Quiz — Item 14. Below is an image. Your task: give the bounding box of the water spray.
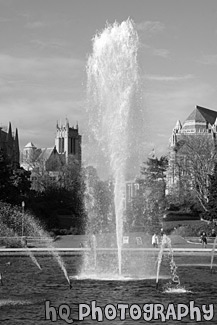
[211,236,217,273]
[156,235,180,290]
[86,18,140,276]
[21,237,42,270]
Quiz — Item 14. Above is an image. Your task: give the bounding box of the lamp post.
[21,201,25,237]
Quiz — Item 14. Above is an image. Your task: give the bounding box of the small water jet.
[156,235,181,290]
[24,216,70,284]
[0,203,70,284]
[91,234,97,270]
[0,217,41,270]
[211,236,217,273]
[20,236,42,270]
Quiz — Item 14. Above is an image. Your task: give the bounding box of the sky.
[1,0,217,166]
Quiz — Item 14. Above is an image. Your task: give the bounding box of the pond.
[0,254,216,324]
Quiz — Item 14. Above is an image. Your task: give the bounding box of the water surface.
[0,255,216,324]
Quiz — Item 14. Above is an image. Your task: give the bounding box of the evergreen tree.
[0,150,12,201]
[84,166,115,234]
[126,156,168,233]
[0,150,31,204]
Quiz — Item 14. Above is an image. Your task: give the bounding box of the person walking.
[200,231,207,248]
[152,233,159,248]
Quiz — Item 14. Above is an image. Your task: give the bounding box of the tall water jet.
[86,19,140,275]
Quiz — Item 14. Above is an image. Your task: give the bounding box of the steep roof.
[184,105,217,125]
[36,147,54,162]
[24,142,36,148]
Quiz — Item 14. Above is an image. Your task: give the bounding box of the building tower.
[55,119,82,164]
[13,128,20,166]
[0,122,20,166]
[22,142,37,163]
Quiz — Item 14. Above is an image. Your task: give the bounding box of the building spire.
[173,120,182,132]
[6,122,13,151]
[7,122,12,139]
[14,128,20,165]
[66,117,69,129]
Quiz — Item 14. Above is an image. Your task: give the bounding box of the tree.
[0,150,31,204]
[202,163,217,221]
[84,166,115,234]
[28,157,86,233]
[10,167,31,201]
[142,156,168,232]
[0,150,11,201]
[126,156,168,234]
[168,134,217,211]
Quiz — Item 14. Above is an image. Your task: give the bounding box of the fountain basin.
[0,255,217,324]
[0,247,216,255]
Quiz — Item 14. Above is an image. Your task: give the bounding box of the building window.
[70,137,73,154]
[74,138,76,154]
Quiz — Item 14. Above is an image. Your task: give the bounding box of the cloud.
[152,48,170,58]
[145,83,215,132]
[136,21,169,59]
[0,53,86,148]
[25,21,48,29]
[144,74,194,82]
[23,13,71,30]
[136,21,165,34]
[31,39,71,51]
[143,81,216,154]
[0,17,11,23]
[1,97,86,148]
[0,54,85,85]
[198,54,217,65]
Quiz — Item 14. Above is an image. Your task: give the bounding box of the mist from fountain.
[21,212,70,284]
[86,18,140,276]
[0,218,41,270]
[156,235,182,292]
[21,237,42,270]
[0,205,69,283]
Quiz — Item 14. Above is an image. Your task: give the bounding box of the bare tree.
[168,133,217,211]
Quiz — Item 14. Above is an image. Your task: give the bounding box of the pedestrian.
[152,233,159,248]
[200,231,207,248]
[211,229,216,237]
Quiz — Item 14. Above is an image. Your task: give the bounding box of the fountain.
[1,18,217,324]
[80,19,182,285]
[84,18,140,277]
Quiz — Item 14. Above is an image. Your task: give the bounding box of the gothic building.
[55,119,81,164]
[21,119,82,190]
[167,105,217,194]
[0,122,20,166]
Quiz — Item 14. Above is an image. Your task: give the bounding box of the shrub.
[3,237,23,248]
[172,222,215,237]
